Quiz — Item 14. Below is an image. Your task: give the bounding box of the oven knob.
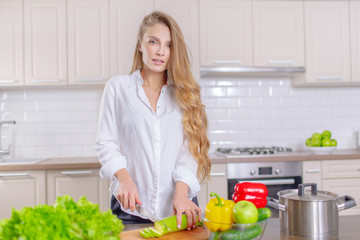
[275,169,281,175]
[250,169,256,175]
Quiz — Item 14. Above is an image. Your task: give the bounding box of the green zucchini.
[219,224,262,240]
[257,208,271,222]
[154,214,203,235]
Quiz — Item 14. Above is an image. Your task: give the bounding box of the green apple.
[232,200,258,224]
[311,138,321,147]
[322,130,331,139]
[305,138,312,147]
[322,138,332,147]
[312,133,322,140]
[331,139,337,146]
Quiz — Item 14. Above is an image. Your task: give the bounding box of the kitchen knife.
[135,204,159,222]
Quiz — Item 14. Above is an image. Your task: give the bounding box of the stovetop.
[215,146,293,158]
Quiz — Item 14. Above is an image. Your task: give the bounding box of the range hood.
[200,66,305,78]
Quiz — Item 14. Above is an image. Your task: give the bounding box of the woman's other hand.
[172,181,201,230]
[115,168,142,212]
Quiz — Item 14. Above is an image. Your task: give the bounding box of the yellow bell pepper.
[205,192,235,232]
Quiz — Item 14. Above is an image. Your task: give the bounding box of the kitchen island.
[122,215,360,239]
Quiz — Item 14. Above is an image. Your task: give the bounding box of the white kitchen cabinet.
[68,0,109,85]
[47,169,110,211]
[24,0,67,86]
[0,0,24,86]
[293,1,351,85]
[253,0,305,67]
[110,0,153,77]
[199,0,253,66]
[155,0,200,81]
[350,0,360,82]
[302,160,322,189]
[321,160,360,216]
[197,163,228,211]
[0,170,46,219]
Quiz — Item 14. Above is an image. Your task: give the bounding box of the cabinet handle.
[213,60,241,64]
[0,80,16,84]
[210,172,226,177]
[61,170,93,175]
[0,173,28,177]
[267,60,294,65]
[317,77,342,81]
[75,79,105,82]
[306,169,321,173]
[31,79,61,83]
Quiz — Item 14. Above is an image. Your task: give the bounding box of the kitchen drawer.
[322,160,360,179]
[302,160,322,189]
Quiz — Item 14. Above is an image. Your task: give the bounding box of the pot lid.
[278,183,339,202]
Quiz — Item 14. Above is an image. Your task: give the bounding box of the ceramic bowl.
[307,146,337,155]
[202,213,268,240]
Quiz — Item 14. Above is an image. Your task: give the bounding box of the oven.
[227,161,302,218]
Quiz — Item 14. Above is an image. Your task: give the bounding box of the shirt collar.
[128,69,172,88]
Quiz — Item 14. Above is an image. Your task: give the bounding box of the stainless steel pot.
[267,183,357,239]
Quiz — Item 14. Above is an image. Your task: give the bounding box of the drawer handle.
[0,173,28,177]
[267,60,294,65]
[210,172,225,177]
[213,60,241,64]
[317,77,342,81]
[306,169,321,173]
[61,170,93,175]
[31,79,62,83]
[75,79,105,82]
[0,80,16,84]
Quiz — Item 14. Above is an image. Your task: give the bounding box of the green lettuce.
[0,195,124,240]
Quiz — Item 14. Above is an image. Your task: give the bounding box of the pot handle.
[298,183,317,196]
[337,195,357,211]
[266,197,286,212]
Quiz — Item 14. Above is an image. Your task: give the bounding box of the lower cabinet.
[47,169,110,211]
[0,168,110,219]
[197,163,227,211]
[0,170,46,219]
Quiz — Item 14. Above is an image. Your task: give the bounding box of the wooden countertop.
[1,149,359,171]
[122,215,360,240]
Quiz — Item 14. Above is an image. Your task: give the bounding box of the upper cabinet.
[253,0,305,67]
[0,0,23,86]
[200,0,253,66]
[293,0,352,86]
[24,0,67,86]
[350,0,360,83]
[68,0,109,85]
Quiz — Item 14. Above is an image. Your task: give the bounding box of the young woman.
[94,11,211,230]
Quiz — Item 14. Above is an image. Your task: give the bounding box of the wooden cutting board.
[121,226,208,240]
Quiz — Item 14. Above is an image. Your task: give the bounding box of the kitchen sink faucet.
[0,120,16,160]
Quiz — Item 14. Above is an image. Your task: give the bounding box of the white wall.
[1,76,360,159]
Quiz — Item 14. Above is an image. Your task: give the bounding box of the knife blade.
[135,204,159,222]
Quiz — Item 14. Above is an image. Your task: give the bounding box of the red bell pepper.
[232,182,268,208]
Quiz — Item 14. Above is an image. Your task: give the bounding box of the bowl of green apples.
[305,130,337,154]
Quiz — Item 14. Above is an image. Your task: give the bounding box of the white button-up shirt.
[94,70,200,220]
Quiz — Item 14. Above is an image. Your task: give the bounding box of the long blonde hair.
[131,11,211,183]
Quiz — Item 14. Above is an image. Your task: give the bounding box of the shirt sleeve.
[173,140,200,199]
[94,78,127,180]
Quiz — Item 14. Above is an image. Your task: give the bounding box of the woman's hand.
[115,168,142,212]
[172,181,201,231]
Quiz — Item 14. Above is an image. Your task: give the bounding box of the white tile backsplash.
[1,77,360,159]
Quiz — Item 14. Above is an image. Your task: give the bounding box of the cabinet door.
[322,160,360,179]
[0,0,23,86]
[350,0,360,82]
[47,169,110,211]
[68,0,109,85]
[24,0,67,86]
[208,164,227,200]
[0,170,46,219]
[302,161,322,189]
[322,178,360,216]
[253,0,304,67]
[200,0,252,66]
[304,1,350,84]
[110,0,153,76]
[155,0,200,81]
